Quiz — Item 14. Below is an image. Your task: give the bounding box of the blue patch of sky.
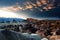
[0,0,17,7]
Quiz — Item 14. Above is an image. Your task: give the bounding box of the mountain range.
[0,18,24,22]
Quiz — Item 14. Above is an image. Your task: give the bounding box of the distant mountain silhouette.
[0,18,24,22]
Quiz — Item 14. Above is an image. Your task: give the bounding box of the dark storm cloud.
[54,0,60,7]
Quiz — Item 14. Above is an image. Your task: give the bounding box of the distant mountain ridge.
[0,18,24,22]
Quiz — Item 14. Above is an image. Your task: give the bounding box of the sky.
[0,0,60,19]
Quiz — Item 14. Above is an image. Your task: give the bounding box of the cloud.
[41,0,47,4]
[36,0,42,6]
[0,0,56,12]
[0,6,23,12]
